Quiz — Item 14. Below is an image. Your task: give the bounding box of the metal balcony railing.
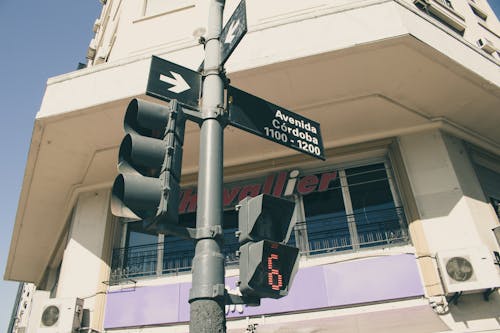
[305,206,409,255]
[110,206,409,282]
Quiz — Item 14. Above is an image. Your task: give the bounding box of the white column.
[56,189,111,311]
[398,129,498,252]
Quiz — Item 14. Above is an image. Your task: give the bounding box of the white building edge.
[5,0,500,332]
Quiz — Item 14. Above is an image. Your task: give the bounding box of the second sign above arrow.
[220,0,247,66]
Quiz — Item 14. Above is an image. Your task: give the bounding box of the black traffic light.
[237,194,300,299]
[111,98,185,232]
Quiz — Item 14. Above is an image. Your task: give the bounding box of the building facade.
[5,0,500,332]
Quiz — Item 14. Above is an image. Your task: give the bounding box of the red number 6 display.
[267,252,283,291]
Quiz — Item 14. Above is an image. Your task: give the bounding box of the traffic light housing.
[111,98,185,232]
[237,194,300,299]
[237,194,296,244]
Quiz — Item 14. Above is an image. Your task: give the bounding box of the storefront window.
[110,160,409,281]
[346,163,402,248]
[127,221,158,247]
[163,235,193,274]
[303,175,350,254]
[110,221,159,280]
[302,162,408,255]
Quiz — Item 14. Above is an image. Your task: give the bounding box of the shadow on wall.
[408,132,494,221]
[448,292,500,328]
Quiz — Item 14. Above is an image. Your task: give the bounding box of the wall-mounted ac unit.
[86,39,97,60]
[477,38,497,54]
[93,19,101,33]
[28,297,84,333]
[436,247,500,295]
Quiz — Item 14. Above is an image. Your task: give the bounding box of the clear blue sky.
[0,1,101,330]
[0,0,499,331]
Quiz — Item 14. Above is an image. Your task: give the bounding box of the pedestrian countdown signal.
[237,194,300,299]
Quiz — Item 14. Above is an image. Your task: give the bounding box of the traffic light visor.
[118,133,165,177]
[124,98,171,136]
[111,173,162,220]
[238,194,295,243]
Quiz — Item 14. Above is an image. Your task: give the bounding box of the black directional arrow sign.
[220,0,247,66]
[146,56,202,109]
[228,86,325,160]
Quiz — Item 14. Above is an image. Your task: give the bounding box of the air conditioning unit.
[28,297,84,333]
[86,39,97,60]
[414,0,429,7]
[436,247,500,295]
[93,19,101,33]
[477,38,497,54]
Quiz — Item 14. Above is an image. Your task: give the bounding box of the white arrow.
[224,20,240,44]
[159,71,190,94]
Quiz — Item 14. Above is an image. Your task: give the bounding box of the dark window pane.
[164,212,196,274]
[121,221,158,279]
[179,212,196,228]
[126,221,158,248]
[345,163,399,248]
[163,235,193,274]
[303,175,343,217]
[345,163,394,212]
[287,228,297,248]
[303,174,350,254]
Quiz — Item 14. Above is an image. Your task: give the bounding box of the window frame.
[297,158,409,256]
[111,156,411,281]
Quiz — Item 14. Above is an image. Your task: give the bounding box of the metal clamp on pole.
[202,65,221,76]
[203,33,222,44]
[194,225,223,240]
[201,105,226,120]
[189,284,227,302]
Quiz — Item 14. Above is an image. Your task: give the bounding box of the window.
[110,161,410,281]
[163,235,193,274]
[110,221,159,280]
[474,164,500,208]
[110,210,240,282]
[302,162,408,255]
[303,173,350,254]
[127,221,158,247]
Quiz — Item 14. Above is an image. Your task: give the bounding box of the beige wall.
[56,189,112,330]
[399,129,499,252]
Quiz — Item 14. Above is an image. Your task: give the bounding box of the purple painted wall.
[104,254,423,329]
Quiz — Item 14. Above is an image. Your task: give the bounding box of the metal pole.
[189,0,226,332]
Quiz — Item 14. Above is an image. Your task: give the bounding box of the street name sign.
[228,86,325,160]
[220,0,247,66]
[147,56,202,109]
